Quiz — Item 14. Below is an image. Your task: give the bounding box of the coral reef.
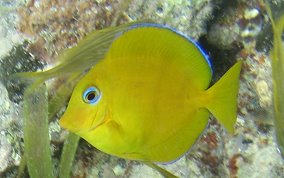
[17,0,123,62]
[0,0,22,57]
[17,0,216,63]
[0,81,22,176]
[0,0,284,177]
[206,0,273,117]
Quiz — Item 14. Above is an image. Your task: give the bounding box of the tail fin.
[205,61,242,133]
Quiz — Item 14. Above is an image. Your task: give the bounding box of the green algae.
[59,133,80,178]
[17,73,81,178]
[47,74,81,122]
[265,1,284,158]
[23,84,53,178]
[18,75,81,178]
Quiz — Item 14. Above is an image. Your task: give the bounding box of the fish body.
[59,23,242,163]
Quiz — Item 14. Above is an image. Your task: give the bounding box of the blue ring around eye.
[82,86,101,104]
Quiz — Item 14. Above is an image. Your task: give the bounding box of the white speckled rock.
[0,136,12,172]
[0,82,10,116]
[0,81,22,174]
[0,2,22,58]
[237,144,284,178]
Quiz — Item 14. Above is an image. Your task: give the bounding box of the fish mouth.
[61,106,110,135]
[59,113,106,135]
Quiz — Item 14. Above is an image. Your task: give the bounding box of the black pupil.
[87,92,96,101]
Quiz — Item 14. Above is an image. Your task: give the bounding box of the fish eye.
[82,87,101,104]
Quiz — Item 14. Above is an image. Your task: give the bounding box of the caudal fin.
[205,61,242,133]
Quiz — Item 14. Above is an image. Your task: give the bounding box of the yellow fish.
[59,23,242,163]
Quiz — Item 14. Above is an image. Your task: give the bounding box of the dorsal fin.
[106,23,212,90]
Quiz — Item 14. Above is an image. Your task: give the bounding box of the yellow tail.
[205,61,242,133]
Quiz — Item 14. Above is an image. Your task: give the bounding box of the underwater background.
[0,0,284,177]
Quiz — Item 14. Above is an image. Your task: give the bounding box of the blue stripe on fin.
[126,22,213,74]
